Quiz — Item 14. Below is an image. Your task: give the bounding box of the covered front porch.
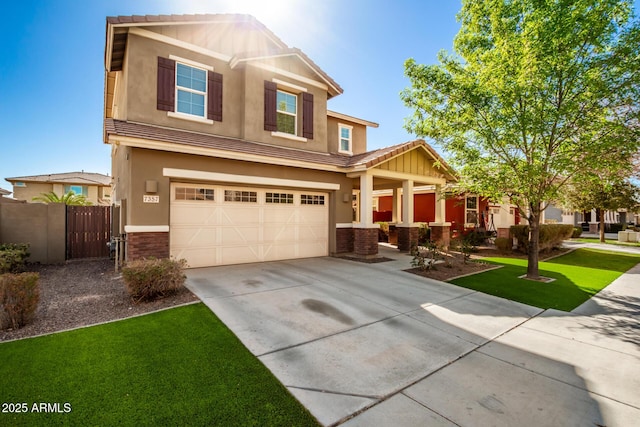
[344,140,456,257]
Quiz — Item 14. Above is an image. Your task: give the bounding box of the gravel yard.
[1,258,199,342]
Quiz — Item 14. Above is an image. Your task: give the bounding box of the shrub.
[376,222,389,242]
[462,229,488,247]
[122,258,187,303]
[606,223,625,233]
[571,227,583,238]
[510,224,574,253]
[417,223,430,245]
[0,272,40,330]
[494,237,512,252]
[0,243,30,274]
[410,241,441,271]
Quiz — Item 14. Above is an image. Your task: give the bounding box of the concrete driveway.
[185,245,640,426]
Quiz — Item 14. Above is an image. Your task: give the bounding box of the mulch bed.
[1,258,199,342]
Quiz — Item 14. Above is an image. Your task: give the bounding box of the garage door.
[170,183,329,268]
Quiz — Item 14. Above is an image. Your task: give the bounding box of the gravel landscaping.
[0,258,199,342]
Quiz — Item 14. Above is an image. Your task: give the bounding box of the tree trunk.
[599,208,606,243]
[526,204,540,279]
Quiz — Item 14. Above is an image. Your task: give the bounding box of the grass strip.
[449,248,640,311]
[0,303,319,426]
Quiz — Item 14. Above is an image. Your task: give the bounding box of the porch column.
[392,187,400,223]
[429,183,451,249]
[397,180,418,251]
[354,172,379,257]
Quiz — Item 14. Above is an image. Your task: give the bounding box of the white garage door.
[170,183,329,268]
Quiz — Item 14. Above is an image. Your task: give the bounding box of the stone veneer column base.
[429,224,451,249]
[397,227,419,252]
[354,228,379,256]
[336,228,355,253]
[126,232,170,261]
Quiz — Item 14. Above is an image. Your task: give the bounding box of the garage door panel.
[178,248,219,268]
[221,246,261,264]
[170,184,328,267]
[171,205,219,225]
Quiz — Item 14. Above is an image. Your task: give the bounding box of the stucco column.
[401,179,414,226]
[397,180,417,251]
[434,184,446,223]
[354,172,379,257]
[392,187,400,223]
[429,183,451,249]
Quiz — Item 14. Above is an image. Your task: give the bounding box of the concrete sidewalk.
[186,243,640,426]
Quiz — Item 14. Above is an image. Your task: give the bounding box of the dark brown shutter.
[157,57,175,112]
[208,72,223,122]
[302,92,314,139]
[264,81,277,131]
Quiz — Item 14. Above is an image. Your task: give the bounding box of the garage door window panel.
[266,192,294,204]
[175,187,214,201]
[301,194,325,205]
[225,190,257,202]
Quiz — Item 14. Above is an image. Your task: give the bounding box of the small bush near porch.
[449,248,640,311]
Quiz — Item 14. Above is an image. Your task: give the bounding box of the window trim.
[271,131,307,142]
[276,89,298,135]
[465,195,479,226]
[338,123,353,154]
[167,56,214,122]
[175,62,208,119]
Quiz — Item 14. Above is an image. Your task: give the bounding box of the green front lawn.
[0,303,319,426]
[450,248,640,311]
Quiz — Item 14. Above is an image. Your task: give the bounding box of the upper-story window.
[338,124,353,154]
[65,185,88,196]
[264,80,313,142]
[276,90,297,135]
[157,56,223,124]
[176,63,207,118]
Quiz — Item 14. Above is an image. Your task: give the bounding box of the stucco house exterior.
[104,14,457,268]
[5,172,112,205]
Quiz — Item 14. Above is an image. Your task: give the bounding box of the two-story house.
[5,171,112,205]
[104,14,456,268]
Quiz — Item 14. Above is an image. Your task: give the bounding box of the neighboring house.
[0,187,24,204]
[103,14,457,268]
[373,188,520,238]
[543,203,633,231]
[5,172,112,205]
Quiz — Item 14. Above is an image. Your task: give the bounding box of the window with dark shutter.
[157,57,175,112]
[264,81,277,131]
[208,72,223,122]
[302,92,314,139]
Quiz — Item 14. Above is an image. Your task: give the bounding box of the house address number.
[143,195,160,203]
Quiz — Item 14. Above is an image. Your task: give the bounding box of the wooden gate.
[66,206,111,259]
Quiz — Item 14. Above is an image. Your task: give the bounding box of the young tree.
[565,177,639,242]
[32,191,92,206]
[402,0,640,279]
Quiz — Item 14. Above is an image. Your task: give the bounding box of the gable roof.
[347,140,457,180]
[105,14,342,97]
[105,119,456,181]
[230,47,342,97]
[5,172,112,186]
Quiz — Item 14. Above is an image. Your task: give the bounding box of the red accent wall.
[414,193,436,222]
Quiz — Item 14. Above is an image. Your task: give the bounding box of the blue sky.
[0,0,463,192]
[2,1,637,193]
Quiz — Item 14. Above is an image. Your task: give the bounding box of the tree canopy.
[402,0,640,278]
[32,191,93,206]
